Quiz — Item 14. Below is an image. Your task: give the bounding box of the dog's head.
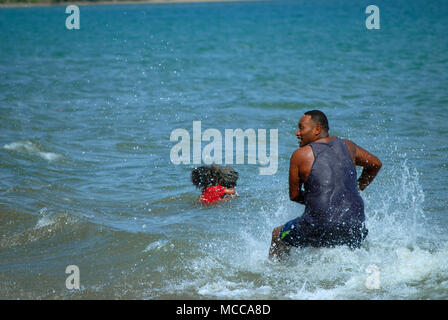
[212,164,238,188]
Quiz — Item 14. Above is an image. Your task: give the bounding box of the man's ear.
[314,124,322,137]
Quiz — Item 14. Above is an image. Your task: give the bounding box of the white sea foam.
[3,141,62,161]
[198,280,272,299]
[35,216,55,229]
[144,240,170,252]
[35,207,55,229]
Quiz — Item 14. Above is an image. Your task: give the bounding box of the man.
[269,110,382,260]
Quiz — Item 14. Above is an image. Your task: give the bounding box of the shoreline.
[0,0,257,8]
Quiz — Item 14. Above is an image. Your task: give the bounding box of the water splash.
[160,159,448,299]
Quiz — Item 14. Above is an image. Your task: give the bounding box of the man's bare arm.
[289,149,305,204]
[353,143,382,191]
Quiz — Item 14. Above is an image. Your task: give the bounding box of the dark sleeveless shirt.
[298,137,366,238]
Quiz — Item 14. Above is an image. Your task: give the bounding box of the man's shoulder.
[291,146,313,161]
[341,138,357,151]
[340,138,358,162]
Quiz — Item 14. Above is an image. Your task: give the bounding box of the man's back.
[301,137,365,234]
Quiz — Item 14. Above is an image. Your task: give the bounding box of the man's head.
[296,110,330,147]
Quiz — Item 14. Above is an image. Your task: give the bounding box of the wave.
[0,207,78,249]
[3,140,62,161]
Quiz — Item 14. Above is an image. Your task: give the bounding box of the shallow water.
[1,0,448,299]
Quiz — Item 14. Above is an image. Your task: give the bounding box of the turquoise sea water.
[1,0,448,299]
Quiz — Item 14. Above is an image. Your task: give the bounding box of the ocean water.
[1,0,448,299]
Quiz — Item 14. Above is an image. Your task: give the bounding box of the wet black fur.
[191,165,238,190]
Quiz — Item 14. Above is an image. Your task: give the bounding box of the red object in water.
[202,185,226,204]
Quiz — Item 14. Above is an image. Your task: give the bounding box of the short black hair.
[304,110,329,131]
